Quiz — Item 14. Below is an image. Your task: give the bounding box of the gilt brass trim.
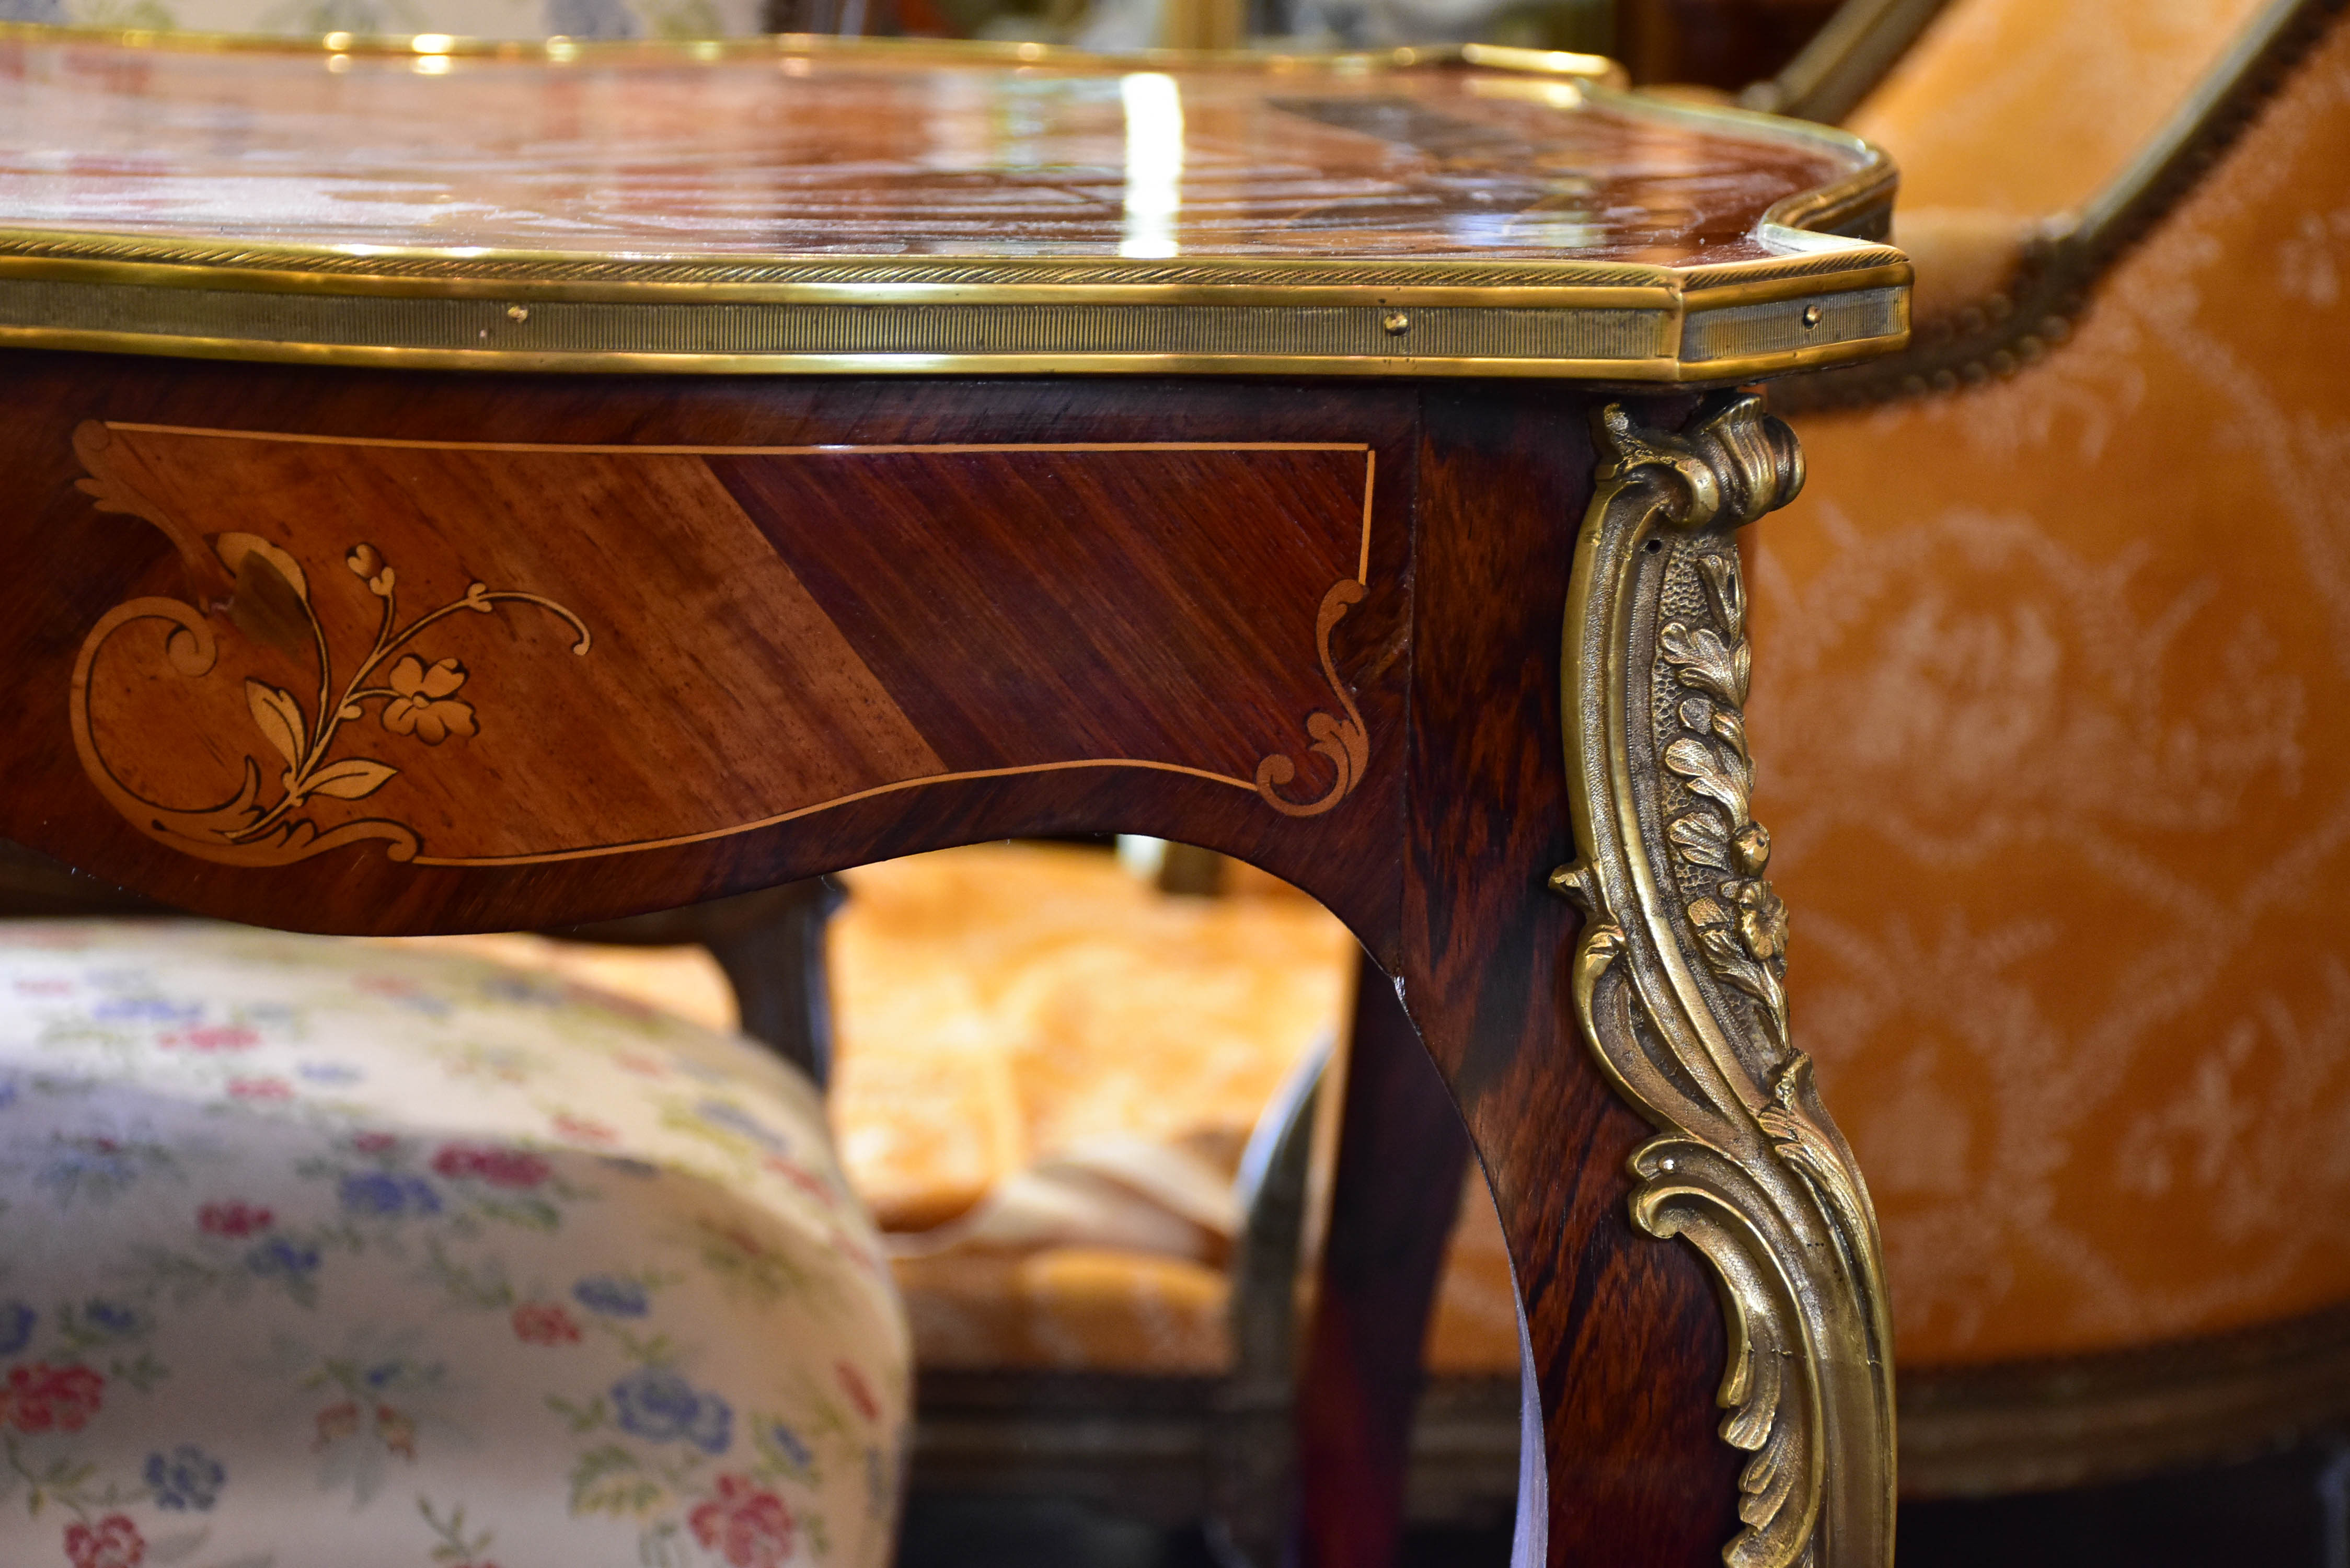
[0,28,1909,379]
[1778,0,2346,409]
[1550,392,1895,1568]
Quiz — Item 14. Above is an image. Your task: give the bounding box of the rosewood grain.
[0,350,1747,1566]
[1398,384,1739,1567]
[1295,955,1474,1568]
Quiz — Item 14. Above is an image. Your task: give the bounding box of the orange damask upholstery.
[1851,0,2272,321]
[1753,4,2350,1367]
[1851,0,2271,217]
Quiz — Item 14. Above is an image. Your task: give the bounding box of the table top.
[0,30,1910,379]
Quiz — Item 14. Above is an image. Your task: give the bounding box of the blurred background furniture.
[0,837,1345,1566]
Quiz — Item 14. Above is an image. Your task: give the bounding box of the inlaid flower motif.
[381,656,476,745]
[345,543,395,598]
[63,1513,143,1568]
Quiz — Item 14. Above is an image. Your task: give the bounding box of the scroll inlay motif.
[64,423,1383,867]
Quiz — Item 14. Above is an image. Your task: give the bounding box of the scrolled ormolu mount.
[1549,392,1895,1568]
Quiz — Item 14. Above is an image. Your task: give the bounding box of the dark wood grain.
[1295,954,1475,1568]
[1396,385,1739,1567]
[0,350,1755,1567]
[0,353,1413,958]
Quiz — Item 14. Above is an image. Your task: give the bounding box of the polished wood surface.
[0,39,1908,1566]
[0,37,1852,266]
[1296,958,1474,1568]
[0,355,1727,1565]
[0,362,1412,938]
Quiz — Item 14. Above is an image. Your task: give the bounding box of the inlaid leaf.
[244,681,306,769]
[218,534,312,657]
[304,758,398,801]
[213,532,308,602]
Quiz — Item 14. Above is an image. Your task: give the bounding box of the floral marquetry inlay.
[60,422,1386,871]
[70,426,592,868]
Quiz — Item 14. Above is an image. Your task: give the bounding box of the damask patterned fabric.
[0,922,908,1568]
[1754,9,2350,1366]
[0,0,764,39]
[1850,0,2271,220]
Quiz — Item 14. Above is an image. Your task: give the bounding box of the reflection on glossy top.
[0,37,1864,266]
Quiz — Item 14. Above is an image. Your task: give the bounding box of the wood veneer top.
[0,37,1868,268]
[0,32,1908,376]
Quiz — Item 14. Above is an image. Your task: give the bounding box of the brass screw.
[506,305,530,323]
[1801,304,1823,328]
[1381,310,1411,336]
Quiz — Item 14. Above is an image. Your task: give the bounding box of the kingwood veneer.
[0,30,1910,1568]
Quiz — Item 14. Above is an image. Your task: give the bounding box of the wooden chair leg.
[1293,956,1476,1568]
[701,877,846,1089]
[554,877,844,1089]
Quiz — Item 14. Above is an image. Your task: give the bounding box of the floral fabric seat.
[0,921,908,1568]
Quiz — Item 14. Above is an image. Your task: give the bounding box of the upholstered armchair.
[1754,0,2350,1496]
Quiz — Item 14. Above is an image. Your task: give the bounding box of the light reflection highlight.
[1119,72,1183,260]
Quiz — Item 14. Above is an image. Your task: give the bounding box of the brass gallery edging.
[67,428,1383,868]
[0,278,1908,382]
[0,30,1909,379]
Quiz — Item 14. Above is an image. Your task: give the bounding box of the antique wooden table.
[0,29,1908,1568]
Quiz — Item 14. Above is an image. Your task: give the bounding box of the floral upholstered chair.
[0,919,909,1568]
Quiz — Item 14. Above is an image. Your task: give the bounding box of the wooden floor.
[894,1438,2350,1568]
